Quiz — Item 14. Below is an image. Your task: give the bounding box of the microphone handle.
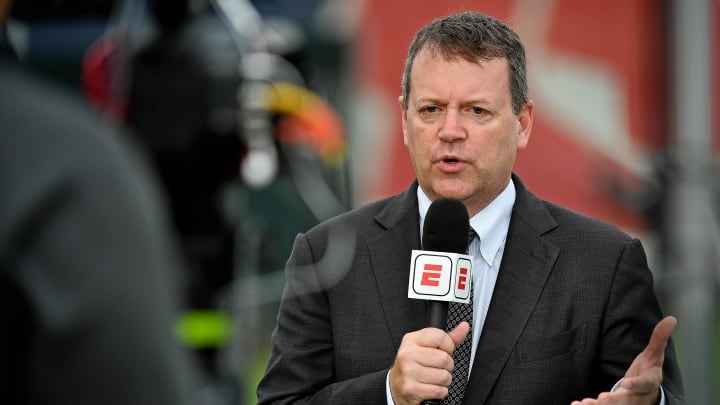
[422,300,448,404]
[427,300,448,329]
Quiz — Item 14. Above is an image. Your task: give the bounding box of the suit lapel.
[464,176,560,403]
[367,183,426,349]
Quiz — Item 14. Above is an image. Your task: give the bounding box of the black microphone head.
[422,197,470,254]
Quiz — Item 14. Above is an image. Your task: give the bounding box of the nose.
[438,109,466,142]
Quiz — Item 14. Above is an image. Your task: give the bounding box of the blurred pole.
[669,0,717,403]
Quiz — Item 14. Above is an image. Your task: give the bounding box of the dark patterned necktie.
[443,229,476,405]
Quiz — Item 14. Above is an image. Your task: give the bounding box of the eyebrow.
[463,98,493,106]
[413,97,494,107]
[413,96,443,106]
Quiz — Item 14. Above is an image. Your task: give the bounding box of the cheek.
[405,139,425,167]
[406,132,431,158]
[488,126,519,153]
[403,123,423,151]
[471,131,516,168]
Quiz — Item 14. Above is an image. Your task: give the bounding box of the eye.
[422,106,439,114]
[471,107,487,115]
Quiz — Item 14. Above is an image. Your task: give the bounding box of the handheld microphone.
[408,197,471,405]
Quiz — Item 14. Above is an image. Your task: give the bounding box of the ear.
[399,96,409,146]
[516,99,533,151]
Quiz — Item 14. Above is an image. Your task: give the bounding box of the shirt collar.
[417,179,516,266]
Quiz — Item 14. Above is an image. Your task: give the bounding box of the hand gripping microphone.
[407,197,471,405]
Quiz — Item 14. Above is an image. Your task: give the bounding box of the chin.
[431,183,471,202]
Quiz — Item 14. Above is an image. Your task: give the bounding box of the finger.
[570,399,598,404]
[448,321,470,348]
[389,370,448,404]
[596,391,616,404]
[644,316,677,360]
[414,346,454,371]
[415,365,453,387]
[414,327,456,353]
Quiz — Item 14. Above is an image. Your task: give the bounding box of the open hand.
[571,316,677,405]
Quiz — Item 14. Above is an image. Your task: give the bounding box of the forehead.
[409,50,511,103]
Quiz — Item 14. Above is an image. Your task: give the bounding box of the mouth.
[436,154,465,172]
[437,154,464,164]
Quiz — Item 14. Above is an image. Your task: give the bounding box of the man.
[257,11,685,404]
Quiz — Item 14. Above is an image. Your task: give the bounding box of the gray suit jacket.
[257,175,685,404]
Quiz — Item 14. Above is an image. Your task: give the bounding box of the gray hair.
[401,11,529,115]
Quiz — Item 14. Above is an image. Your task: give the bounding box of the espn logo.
[408,250,472,304]
[413,254,452,296]
[421,263,444,286]
[454,258,471,300]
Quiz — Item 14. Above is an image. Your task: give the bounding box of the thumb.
[448,321,470,348]
[644,316,677,361]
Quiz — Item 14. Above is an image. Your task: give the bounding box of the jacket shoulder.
[540,200,637,248]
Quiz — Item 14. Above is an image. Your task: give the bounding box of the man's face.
[400,49,533,216]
